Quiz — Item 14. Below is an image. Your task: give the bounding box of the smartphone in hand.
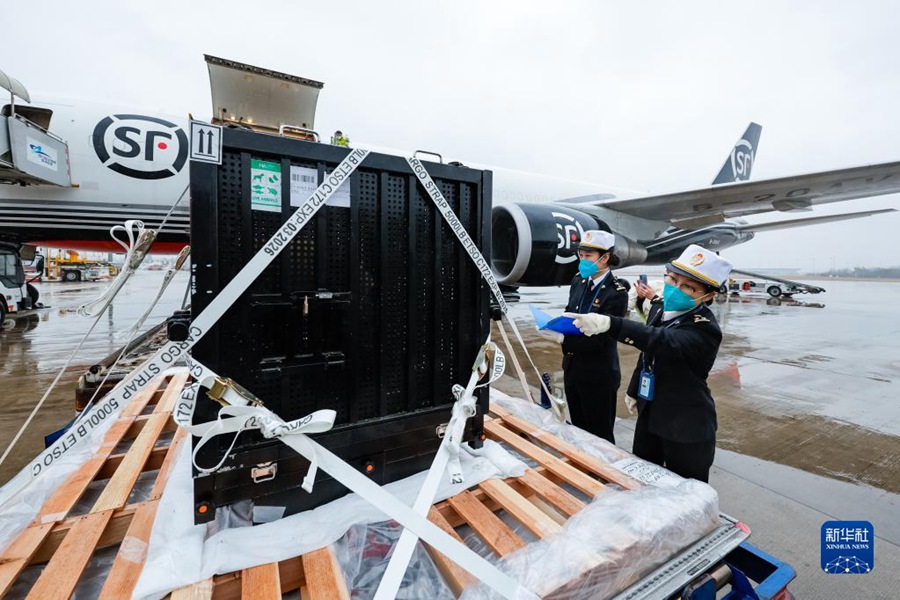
[639,274,648,285]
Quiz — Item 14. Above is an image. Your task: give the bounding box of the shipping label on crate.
[613,458,682,488]
[251,159,282,212]
[290,165,351,208]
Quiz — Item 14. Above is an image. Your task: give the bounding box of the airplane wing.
[735,208,896,233]
[600,161,900,226]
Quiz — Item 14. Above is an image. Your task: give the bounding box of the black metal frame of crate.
[189,130,492,523]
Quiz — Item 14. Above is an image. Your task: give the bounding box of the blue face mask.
[663,283,699,312]
[578,259,600,279]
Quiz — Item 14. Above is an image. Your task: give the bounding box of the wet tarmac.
[1,273,898,597]
[497,278,900,493]
[0,271,189,485]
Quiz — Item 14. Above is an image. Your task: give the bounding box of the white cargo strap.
[78,220,157,317]
[406,157,566,419]
[495,317,533,405]
[179,359,534,600]
[173,367,335,492]
[0,148,370,510]
[374,340,505,600]
[119,245,191,340]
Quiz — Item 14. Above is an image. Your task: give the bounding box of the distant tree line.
[817,266,900,278]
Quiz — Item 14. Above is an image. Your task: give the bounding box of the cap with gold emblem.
[577,230,615,252]
[666,244,733,288]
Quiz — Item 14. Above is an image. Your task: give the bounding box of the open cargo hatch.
[205,54,324,141]
[0,67,72,187]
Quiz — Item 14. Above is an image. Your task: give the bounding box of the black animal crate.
[189,129,492,523]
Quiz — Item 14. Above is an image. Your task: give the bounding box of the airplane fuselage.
[0,97,747,272]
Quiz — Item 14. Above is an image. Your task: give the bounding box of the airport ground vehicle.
[0,242,35,325]
[46,250,105,282]
[723,269,825,298]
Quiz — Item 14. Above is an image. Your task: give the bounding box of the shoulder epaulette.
[693,314,710,323]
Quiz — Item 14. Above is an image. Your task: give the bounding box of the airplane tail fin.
[713,122,762,184]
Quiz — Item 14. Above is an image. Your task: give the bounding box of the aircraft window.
[1,105,53,130]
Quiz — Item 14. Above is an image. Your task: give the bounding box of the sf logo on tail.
[730,139,754,181]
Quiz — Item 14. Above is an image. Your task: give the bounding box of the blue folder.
[529,305,582,336]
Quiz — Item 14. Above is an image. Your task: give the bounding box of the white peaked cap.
[667,244,733,288]
[577,230,615,252]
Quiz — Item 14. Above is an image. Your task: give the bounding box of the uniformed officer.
[564,244,732,482]
[542,230,628,443]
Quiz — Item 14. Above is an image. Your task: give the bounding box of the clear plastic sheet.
[334,520,455,599]
[460,479,719,599]
[491,390,635,469]
[133,438,527,599]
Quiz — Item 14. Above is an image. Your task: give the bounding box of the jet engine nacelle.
[491,203,647,286]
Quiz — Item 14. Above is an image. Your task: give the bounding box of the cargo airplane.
[1,56,898,292]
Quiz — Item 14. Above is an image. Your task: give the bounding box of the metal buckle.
[251,461,278,483]
[435,423,448,438]
[207,377,265,407]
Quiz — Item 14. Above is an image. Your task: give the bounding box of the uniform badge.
[690,253,705,266]
[694,314,710,323]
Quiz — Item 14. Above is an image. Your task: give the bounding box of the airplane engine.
[491,203,647,286]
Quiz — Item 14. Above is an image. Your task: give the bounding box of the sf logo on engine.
[553,212,585,264]
[92,114,188,180]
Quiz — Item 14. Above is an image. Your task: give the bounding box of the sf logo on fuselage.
[553,212,585,264]
[92,114,188,180]
[730,139,754,181]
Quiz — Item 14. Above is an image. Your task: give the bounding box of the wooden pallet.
[0,377,644,599]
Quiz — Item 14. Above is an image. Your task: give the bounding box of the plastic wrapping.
[460,480,720,599]
[0,367,191,554]
[133,438,527,599]
[334,521,455,599]
[491,390,635,470]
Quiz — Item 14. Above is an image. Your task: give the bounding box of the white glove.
[538,329,564,344]
[625,395,638,415]
[563,312,611,336]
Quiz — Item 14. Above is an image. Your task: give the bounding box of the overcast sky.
[6,1,900,270]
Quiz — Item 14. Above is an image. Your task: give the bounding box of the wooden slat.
[490,404,642,490]
[0,380,166,595]
[484,419,606,497]
[479,478,563,539]
[26,509,114,600]
[97,445,168,480]
[155,372,190,414]
[120,377,168,418]
[99,404,190,598]
[92,412,169,512]
[0,523,54,597]
[424,507,476,595]
[31,503,141,564]
[170,577,214,600]
[150,427,188,499]
[518,468,586,518]
[241,562,282,599]
[301,547,349,600]
[446,490,525,556]
[277,556,306,595]
[97,501,157,599]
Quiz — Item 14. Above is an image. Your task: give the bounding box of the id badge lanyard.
[637,307,701,401]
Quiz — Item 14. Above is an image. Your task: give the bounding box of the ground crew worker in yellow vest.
[540,230,628,443]
[331,130,350,147]
[565,244,732,482]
